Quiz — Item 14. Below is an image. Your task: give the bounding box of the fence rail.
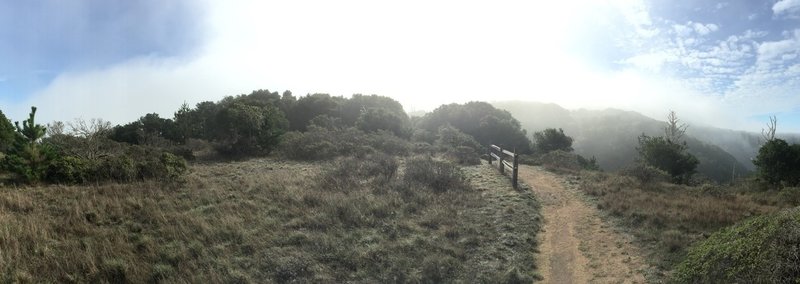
[487,144,519,189]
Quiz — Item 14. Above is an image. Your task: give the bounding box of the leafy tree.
[533,128,574,153]
[1,107,57,183]
[356,107,408,136]
[0,109,14,152]
[340,94,408,126]
[636,134,698,184]
[753,138,800,187]
[418,102,532,153]
[287,93,342,131]
[213,102,288,157]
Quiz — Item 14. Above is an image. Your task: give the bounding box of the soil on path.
[519,165,649,283]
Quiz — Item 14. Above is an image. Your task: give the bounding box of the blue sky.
[1,0,799,133]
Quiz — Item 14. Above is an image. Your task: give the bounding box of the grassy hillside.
[570,169,795,280]
[493,101,751,183]
[0,156,541,282]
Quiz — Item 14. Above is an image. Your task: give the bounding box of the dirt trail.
[519,165,649,283]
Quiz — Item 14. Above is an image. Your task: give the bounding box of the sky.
[1,0,800,133]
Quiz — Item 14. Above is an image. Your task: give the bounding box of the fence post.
[488,146,492,165]
[498,146,505,174]
[512,153,519,189]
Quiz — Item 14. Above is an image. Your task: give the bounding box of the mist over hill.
[493,101,755,183]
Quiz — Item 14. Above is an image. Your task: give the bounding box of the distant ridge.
[493,101,753,183]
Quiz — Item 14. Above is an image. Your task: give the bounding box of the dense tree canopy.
[636,134,698,184]
[753,139,800,187]
[0,109,14,152]
[418,102,532,153]
[533,128,574,153]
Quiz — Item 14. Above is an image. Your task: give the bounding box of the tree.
[753,139,800,187]
[0,109,14,152]
[761,115,777,143]
[533,128,574,153]
[665,110,688,143]
[636,134,698,184]
[418,102,532,153]
[1,107,57,183]
[356,107,407,136]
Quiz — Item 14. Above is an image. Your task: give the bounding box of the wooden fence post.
[512,153,519,189]
[488,146,492,165]
[498,146,505,174]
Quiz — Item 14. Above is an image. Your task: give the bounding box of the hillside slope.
[493,101,751,182]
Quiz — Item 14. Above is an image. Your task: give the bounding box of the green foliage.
[672,207,800,283]
[0,109,14,153]
[356,107,407,136]
[620,163,671,184]
[339,94,408,126]
[1,107,58,184]
[279,127,410,161]
[287,93,341,131]
[46,156,92,184]
[436,124,482,151]
[533,128,573,153]
[753,139,800,187]
[404,158,469,193]
[418,102,532,153]
[212,102,288,157]
[636,134,698,184]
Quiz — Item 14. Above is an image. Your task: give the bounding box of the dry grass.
[0,155,541,283]
[571,171,789,279]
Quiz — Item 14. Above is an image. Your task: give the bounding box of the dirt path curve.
[518,165,649,283]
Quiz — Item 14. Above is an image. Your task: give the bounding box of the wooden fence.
[488,144,519,189]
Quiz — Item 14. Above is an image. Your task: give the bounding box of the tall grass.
[575,170,788,278]
[0,155,541,282]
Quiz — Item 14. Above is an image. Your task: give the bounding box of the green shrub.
[620,163,671,184]
[672,207,800,283]
[778,187,800,206]
[445,146,481,165]
[46,156,92,184]
[404,158,469,193]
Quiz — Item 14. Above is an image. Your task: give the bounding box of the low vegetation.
[0,155,541,282]
[672,207,800,283]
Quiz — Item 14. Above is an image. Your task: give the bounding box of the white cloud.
[693,22,719,35]
[4,0,794,134]
[773,0,800,16]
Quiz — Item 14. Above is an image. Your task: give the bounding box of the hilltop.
[493,101,754,183]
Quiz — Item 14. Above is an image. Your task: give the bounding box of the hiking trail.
[518,165,649,283]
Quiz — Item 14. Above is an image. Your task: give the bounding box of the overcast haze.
[1,0,799,132]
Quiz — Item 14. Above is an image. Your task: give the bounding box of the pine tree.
[1,107,56,183]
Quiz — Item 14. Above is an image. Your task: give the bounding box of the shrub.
[620,163,671,184]
[445,146,481,165]
[279,128,410,161]
[46,156,92,184]
[636,134,698,184]
[1,107,57,184]
[753,139,800,187]
[778,187,800,206]
[672,207,800,283]
[404,158,469,193]
[533,128,573,153]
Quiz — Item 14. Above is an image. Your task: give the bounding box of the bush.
[753,139,800,187]
[672,207,800,283]
[533,128,573,153]
[778,187,800,206]
[46,156,92,184]
[445,146,481,165]
[636,134,698,184]
[278,128,410,161]
[620,163,671,184]
[404,158,469,193]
